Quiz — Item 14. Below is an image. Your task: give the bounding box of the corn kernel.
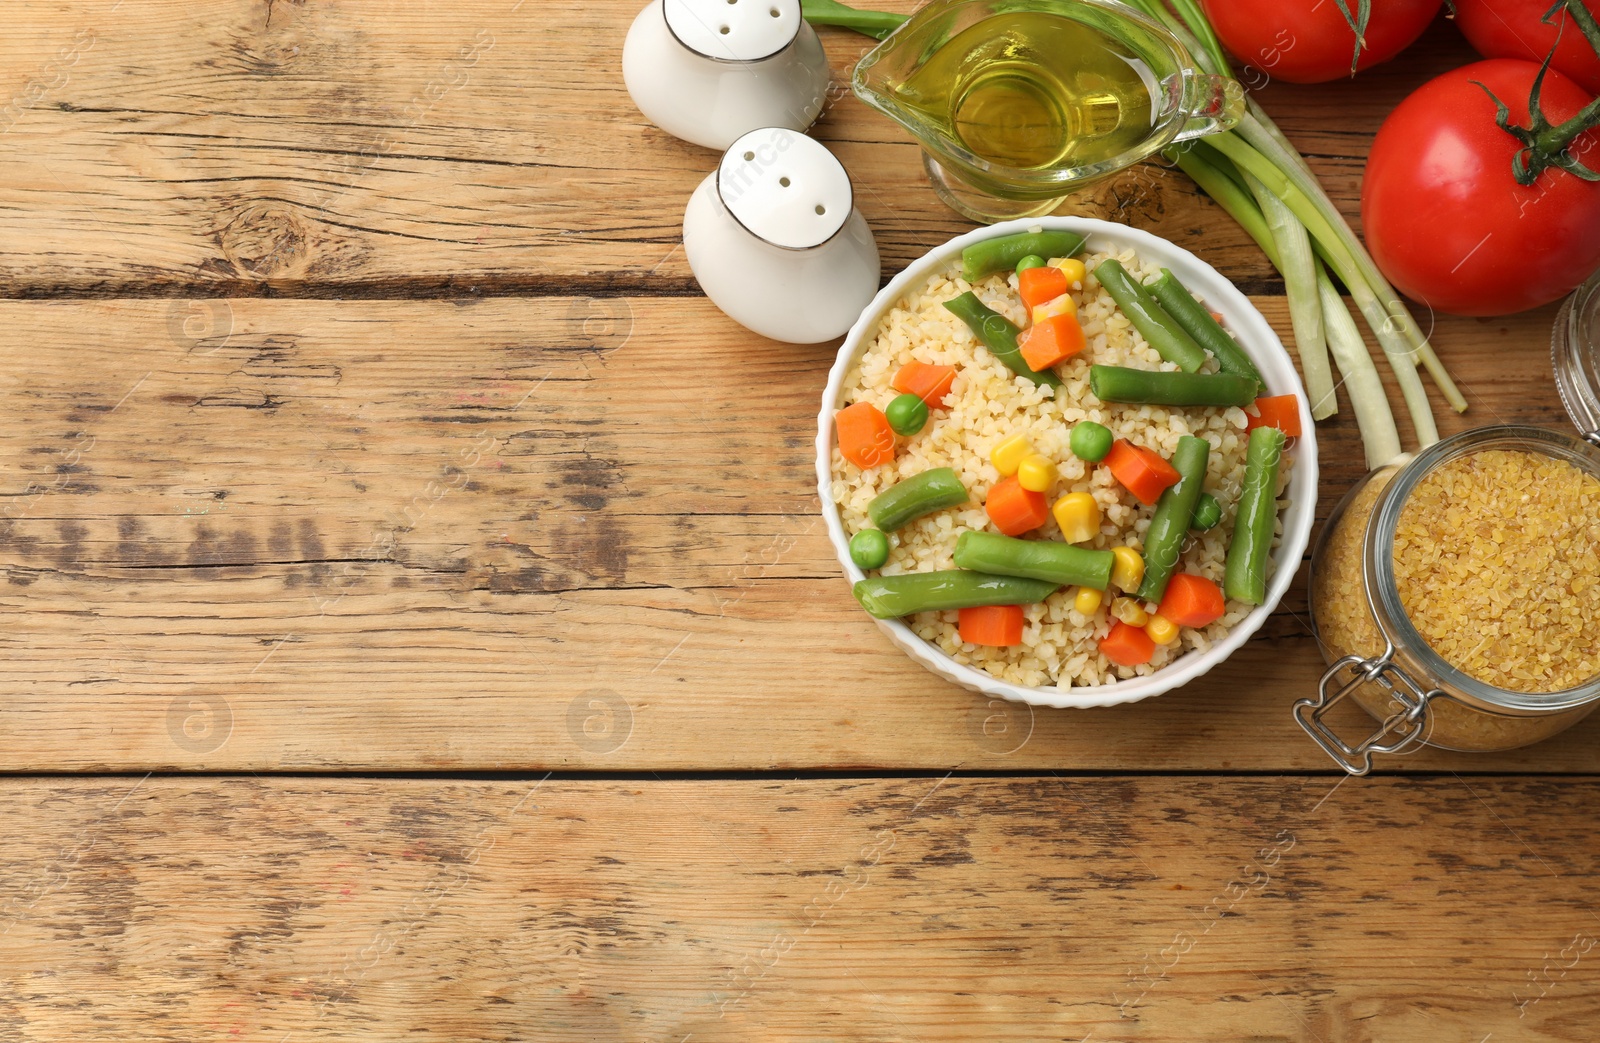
[1054,258,1088,287]
[1052,492,1101,544]
[1145,613,1180,645]
[1111,546,1145,591]
[1073,586,1103,615]
[990,433,1031,477]
[1111,597,1148,627]
[1017,454,1057,493]
[1031,294,1078,325]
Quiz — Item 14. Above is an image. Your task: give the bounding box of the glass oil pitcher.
[853,0,1244,223]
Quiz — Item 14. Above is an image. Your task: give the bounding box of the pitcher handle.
[1170,70,1245,144]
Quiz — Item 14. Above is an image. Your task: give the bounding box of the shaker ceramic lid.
[717,128,852,250]
[663,0,800,62]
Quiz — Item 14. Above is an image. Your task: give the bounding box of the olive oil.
[892,12,1157,170]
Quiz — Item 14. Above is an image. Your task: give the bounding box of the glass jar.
[1298,273,1600,775]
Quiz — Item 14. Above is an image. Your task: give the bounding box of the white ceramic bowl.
[815,216,1319,710]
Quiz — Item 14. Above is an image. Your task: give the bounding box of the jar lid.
[663,0,801,62]
[716,127,853,250]
[1554,270,1600,446]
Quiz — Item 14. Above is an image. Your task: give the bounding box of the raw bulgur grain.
[1313,458,1600,754]
[1394,450,1600,693]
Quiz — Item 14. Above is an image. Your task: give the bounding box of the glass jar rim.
[1554,269,1600,445]
[1363,424,1600,715]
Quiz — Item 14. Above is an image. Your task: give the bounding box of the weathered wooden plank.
[0,775,1596,1040]
[0,3,1480,293]
[0,296,1586,772]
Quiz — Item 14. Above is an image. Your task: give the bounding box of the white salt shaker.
[622,0,832,150]
[683,127,880,344]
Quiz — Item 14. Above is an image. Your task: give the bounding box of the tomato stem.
[1478,0,1600,185]
[1539,95,1600,160]
[1331,0,1373,77]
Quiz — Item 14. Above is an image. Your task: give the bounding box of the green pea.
[849,528,889,571]
[885,392,929,436]
[1015,254,1048,273]
[1070,421,1114,463]
[1191,492,1222,531]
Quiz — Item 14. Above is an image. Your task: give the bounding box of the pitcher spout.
[849,4,958,142]
[1168,69,1245,144]
[848,0,1240,223]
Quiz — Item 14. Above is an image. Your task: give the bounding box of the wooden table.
[3,3,1596,1039]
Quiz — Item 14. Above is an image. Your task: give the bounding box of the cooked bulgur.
[830,246,1293,689]
[1394,449,1600,693]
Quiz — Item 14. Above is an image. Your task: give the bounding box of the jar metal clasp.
[1294,653,1441,776]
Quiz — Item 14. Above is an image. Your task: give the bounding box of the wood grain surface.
[0,4,1487,294]
[2,775,1599,1041]
[0,296,1587,772]
[7,1,1600,1038]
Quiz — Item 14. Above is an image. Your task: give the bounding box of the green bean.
[1069,420,1114,463]
[852,570,1059,619]
[1223,426,1286,606]
[1134,435,1210,604]
[1092,259,1208,373]
[960,231,1086,282]
[849,528,889,570]
[1147,268,1265,392]
[1089,366,1259,407]
[953,531,1114,591]
[1191,492,1222,531]
[942,293,1061,392]
[868,467,969,532]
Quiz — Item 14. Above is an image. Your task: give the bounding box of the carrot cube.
[1018,313,1086,371]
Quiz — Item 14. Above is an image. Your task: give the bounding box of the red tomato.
[1362,59,1600,317]
[1456,0,1600,96]
[1199,0,1442,83]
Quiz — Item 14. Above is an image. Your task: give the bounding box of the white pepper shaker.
[622,0,832,150]
[683,127,880,344]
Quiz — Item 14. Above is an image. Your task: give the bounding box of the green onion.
[1168,0,1230,73]
[1131,0,1464,457]
[1241,169,1335,421]
[1204,132,1440,446]
[1316,261,1402,469]
[1165,144,1279,266]
[799,0,907,39]
[1165,141,1401,467]
[1238,105,1466,413]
